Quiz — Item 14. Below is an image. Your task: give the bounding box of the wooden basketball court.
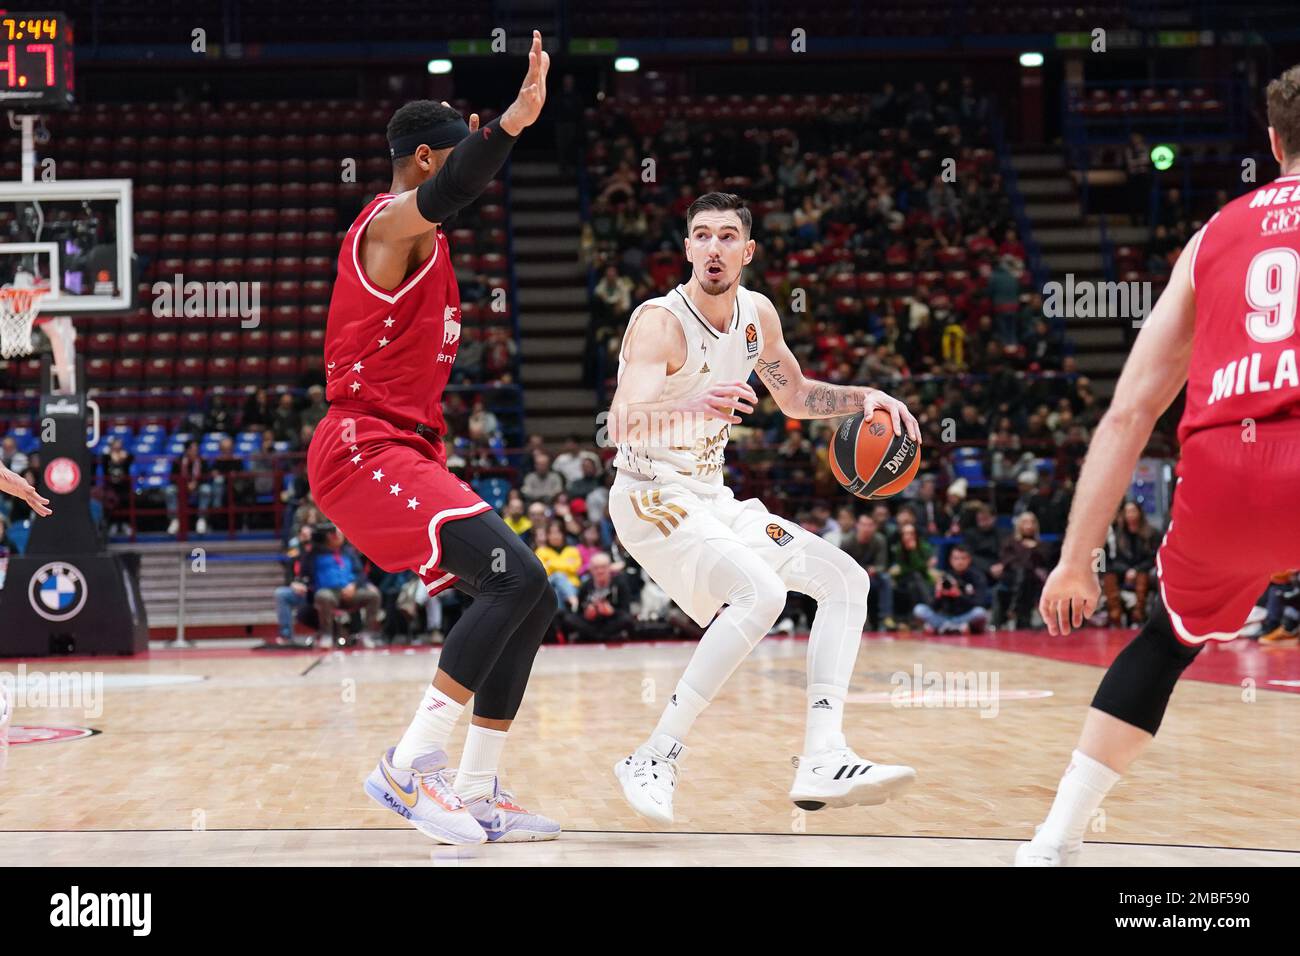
[2,633,1297,866]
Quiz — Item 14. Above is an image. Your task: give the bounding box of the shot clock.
[0,11,73,110]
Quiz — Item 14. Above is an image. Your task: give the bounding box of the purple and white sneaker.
[464,779,562,843]
[363,748,486,846]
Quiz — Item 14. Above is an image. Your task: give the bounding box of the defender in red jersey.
[1017,67,1300,866]
[308,32,560,845]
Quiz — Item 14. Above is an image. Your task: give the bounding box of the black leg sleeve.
[431,510,551,696]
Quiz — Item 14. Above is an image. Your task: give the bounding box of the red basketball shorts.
[306,410,490,596]
[1156,416,1300,644]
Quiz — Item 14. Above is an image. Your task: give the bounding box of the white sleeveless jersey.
[611,283,764,494]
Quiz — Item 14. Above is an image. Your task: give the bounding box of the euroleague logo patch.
[766,523,794,546]
[44,457,81,495]
[745,322,759,355]
[868,421,888,437]
[28,561,89,622]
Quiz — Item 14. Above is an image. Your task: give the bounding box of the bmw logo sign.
[27,561,89,622]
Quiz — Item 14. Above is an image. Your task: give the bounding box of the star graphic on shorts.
[352,361,364,373]
[371,468,385,482]
[388,483,402,496]
[350,381,361,393]
[349,445,359,452]
[378,337,389,347]
[350,453,362,465]
[384,317,395,328]
[406,497,420,510]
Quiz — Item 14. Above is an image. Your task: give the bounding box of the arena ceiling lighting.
[614,57,640,73]
[1019,52,1044,67]
[427,59,452,75]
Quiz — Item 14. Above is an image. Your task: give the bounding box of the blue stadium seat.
[471,477,509,511]
[951,447,989,489]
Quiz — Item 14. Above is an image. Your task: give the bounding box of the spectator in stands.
[273,523,315,646]
[210,436,252,529]
[566,455,603,503]
[593,265,634,322]
[843,513,896,630]
[271,392,301,446]
[1101,501,1159,627]
[311,524,381,645]
[501,492,531,536]
[204,395,234,435]
[535,518,581,610]
[961,503,1004,576]
[467,397,500,442]
[1124,132,1152,225]
[994,511,1053,629]
[553,437,598,486]
[558,552,632,643]
[300,385,329,433]
[912,475,948,536]
[522,451,565,505]
[989,255,1022,346]
[912,544,990,634]
[165,439,215,536]
[101,437,134,536]
[823,506,856,549]
[242,386,273,430]
[576,522,604,573]
[889,522,935,619]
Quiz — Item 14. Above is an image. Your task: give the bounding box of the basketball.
[829,408,921,499]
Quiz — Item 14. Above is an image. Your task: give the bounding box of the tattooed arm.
[751,292,920,439]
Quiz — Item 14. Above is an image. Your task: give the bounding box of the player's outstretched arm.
[1040,240,1198,635]
[0,462,51,517]
[606,306,755,447]
[751,293,920,439]
[368,31,549,243]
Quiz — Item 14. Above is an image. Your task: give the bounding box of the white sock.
[1036,749,1122,847]
[652,680,709,744]
[392,684,464,769]
[453,725,509,804]
[804,686,847,754]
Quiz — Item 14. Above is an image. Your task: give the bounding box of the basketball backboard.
[0,178,132,313]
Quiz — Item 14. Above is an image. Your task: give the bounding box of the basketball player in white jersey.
[608,192,921,822]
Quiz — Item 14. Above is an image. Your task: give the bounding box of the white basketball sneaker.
[789,735,916,810]
[613,733,686,825]
[1014,828,1083,866]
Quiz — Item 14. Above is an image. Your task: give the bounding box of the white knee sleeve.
[780,536,871,697]
[678,537,787,701]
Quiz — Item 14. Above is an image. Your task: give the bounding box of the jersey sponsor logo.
[744,322,759,355]
[766,522,794,546]
[1260,207,1300,236]
[28,561,89,622]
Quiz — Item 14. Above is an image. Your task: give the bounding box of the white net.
[0,277,49,359]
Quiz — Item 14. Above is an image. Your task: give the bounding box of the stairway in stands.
[1011,146,1149,398]
[114,538,282,637]
[510,153,596,444]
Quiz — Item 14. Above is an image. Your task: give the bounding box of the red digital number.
[27,43,53,85]
[0,44,14,87]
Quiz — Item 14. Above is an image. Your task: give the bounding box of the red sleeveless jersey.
[323,193,463,436]
[1181,173,1300,443]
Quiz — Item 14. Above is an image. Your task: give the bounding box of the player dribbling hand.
[0,462,51,517]
[863,386,921,443]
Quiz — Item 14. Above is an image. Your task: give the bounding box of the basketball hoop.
[0,282,48,358]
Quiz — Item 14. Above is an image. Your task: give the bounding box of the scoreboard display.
[0,11,73,110]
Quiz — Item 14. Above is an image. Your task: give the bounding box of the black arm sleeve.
[415,117,518,224]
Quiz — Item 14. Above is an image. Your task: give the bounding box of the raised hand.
[499,30,550,136]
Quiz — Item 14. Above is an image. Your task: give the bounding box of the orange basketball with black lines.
[830,408,921,499]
